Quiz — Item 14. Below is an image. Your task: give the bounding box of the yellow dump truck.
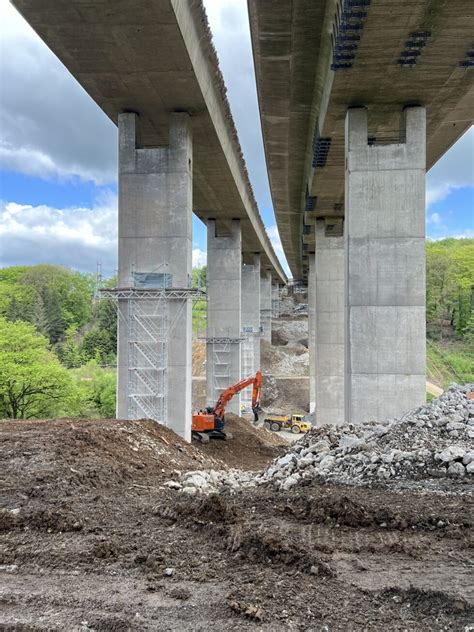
[263,413,311,434]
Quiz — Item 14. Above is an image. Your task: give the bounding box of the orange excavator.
[192,370,262,443]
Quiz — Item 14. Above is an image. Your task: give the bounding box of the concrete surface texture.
[344,107,426,423]
[248,0,474,281]
[314,219,345,425]
[206,219,242,415]
[308,256,316,414]
[241,254,261,384]
[117,112,192,440]
[260,271,273,343]
[11,0,286,285]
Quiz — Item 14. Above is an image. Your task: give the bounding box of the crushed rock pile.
[167,385,474,495]
[258,384,474,491]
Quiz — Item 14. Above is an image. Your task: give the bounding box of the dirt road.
[2,417,473,630]
[427,381,444,397]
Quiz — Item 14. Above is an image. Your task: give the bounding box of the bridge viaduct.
[12,0,473,438]
[249,0,474,425]
[11,0,287,441]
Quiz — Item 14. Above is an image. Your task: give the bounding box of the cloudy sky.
[0,0,472,278]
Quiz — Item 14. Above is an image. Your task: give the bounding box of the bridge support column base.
[344,106,426,424]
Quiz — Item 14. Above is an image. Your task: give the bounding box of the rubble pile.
[168,385,474,495]
[165,469,254,495]
[257,384,474,491]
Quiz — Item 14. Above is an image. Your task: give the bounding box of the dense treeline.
[0,240,472,419]
[426,239,474,341]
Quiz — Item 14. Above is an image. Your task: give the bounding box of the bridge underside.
[249,0,474,281]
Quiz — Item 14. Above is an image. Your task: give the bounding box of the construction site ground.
[2,416,473,630]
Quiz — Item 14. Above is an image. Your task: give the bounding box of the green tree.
[192,265,207,288]
[70,361,116,418]
[426,239,474,340]
[0,318,74,419]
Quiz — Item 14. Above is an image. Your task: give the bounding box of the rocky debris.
[271,318,308,348]
[261,375,279,408]
[261,340,308,376]
[293,303,308,314]
[167,384,474,495]
[256,384,474,491]
[174,469,255,495]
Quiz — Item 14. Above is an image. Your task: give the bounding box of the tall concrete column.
[315,219,345,425]
[117,112,192,441]
[206,219,242,415]
[260,271,272,343]
[345,106,426,423]
[242,253,261,370]
[271,283,280,317]
[308,253,316,414]
[241,255,261,408]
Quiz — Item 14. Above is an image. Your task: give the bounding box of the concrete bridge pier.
[314,219,345,425]
[206,219,242,414]
[242,254,260,377]
[241,255,261,409]
[308,253,316,414]
[271,283,280,317]
[117,112,192,440]
[344,106,426,423]
[260,271,273,343]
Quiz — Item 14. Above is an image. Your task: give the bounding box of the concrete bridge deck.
[12,0,287,283]
[249,0,474,281]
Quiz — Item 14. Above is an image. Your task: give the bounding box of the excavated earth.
[1,417,473,630]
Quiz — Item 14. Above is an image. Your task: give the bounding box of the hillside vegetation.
[0,241,472,418]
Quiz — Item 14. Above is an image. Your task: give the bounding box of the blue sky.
[0,0,472,278]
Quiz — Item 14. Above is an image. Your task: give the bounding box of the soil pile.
[2,415,473,629]
[0,417,223,506]
[256,384,474,493]
[194,413,287,470]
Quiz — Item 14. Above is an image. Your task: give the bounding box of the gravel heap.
[164,469,254,495]
[256,384,474,491]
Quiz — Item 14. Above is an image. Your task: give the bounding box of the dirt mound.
[0,417,223,505]
[194,413,287,470]
[2,417,473,629]
[192,339,206,376]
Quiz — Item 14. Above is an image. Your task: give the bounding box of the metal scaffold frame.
[241,335,256,408]
[98,286,206,424]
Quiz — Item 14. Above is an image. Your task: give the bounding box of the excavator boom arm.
[214,370,262,420]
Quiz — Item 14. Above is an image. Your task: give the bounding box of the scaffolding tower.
[99,286,205,424]
[240,333,256,409]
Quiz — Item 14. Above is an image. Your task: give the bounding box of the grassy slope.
[427,339,474,388]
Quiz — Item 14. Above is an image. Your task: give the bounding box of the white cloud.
[192,248,207,267]
[0,0,117,184]
[0,193,118,274]
[428,229,474,241]
[427,211,443,226]
[0,196,211,275]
